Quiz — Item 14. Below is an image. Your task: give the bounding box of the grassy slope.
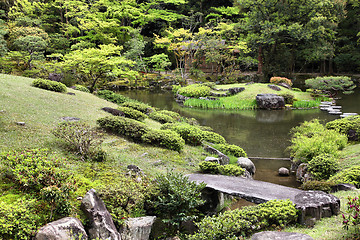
[0,74,204,175]
[215,83,313,101]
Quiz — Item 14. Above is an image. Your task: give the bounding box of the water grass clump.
[292,100,321,108]
[184,98,257,110]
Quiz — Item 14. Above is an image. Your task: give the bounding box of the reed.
[292,100,321,108]
[184,98,257,110]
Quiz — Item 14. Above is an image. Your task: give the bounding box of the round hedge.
[32,78,67,93]
[177,84,211,98]
[149,112,175,124]
[118,107,147,121]
[308,154,339,180]
[121,101,154,114]
[215,144,247,158]
[141,129,185,152]
[202,131,226,144]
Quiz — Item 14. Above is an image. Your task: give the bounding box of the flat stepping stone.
[328,111,342,115]
[331,106,342,109]
[321,101,334,105]
[251,231,314,240]
[319,104,331,108]
[320,107,330,111]
[340,113,358,118]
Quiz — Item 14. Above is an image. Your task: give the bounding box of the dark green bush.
[326,116,360,140]
[215,144,247,157]
[32,78,67,93]
[289,119,347,163]
[308,154,339,180]
[279,93,295,104]
[305,76,356,96]
[141,129,185,152]
[97,116,149,141]
[97,90,129,104]
[199,161,220,174]
[218,164,244,176]
[156,110,181,121]
[118,106,147,121]
[171,124,204,146]
[187,199,298,239]
[329,166,360,188]
[177,84,211,98]
[74,84,90,92]
[202,131,226,144]
[52,121,104,161]
[121,101,154,114]
[149,112,175,124]
[0,198,42,240]
[300,180,336,193]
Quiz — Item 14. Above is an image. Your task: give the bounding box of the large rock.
[204,156,220,164]
[237,157,256,175]
[278,167,290,176]
[296,163,312,182]
[251,231,313,240]
[81,189,121,240]
[203,145,229,165]
[256,94,285,110]
[228,87,245,95]
[277,82,292,89]
[120,216,156,240]
[267,84,282,91]
[294,191,340,225]
[102,107,125,116]
[35,217,87,240]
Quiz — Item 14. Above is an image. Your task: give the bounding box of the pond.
[120,89,360,187]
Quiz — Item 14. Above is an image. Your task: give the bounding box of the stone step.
[321,101,334,105]
[340,113,359,118]
[329,111,342,115]
[331,106,342,109]
[319,104,331,108]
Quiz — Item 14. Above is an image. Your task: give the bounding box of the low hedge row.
[118,106,147,121]
[199,161,244,176]
[187,199,298,239]
[121,101,154,114]
[97,116,184,151]
[215,144,247,158]
[32,78,67,93]
[97,90,129,104]
[149,112,175,124]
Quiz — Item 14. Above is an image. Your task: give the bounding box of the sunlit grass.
[184,98,257,110]
[292,100,321,108]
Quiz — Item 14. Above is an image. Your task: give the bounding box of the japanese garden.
[1,0,360,239]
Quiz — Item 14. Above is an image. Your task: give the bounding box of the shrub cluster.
[187,199,298,239]
[52,121,105,161]
[215,144,247,158]
[156,110,181,121]
[202,131,226,144]
[199,161,245,176]
[149,111,175,123]
[118,106,147,121]
[270,77,293,86]
[32,78,67,93]
[121,101,154,114]
[141,129,185,152]
[329,166,360,188]
[74,84,90,92]
[326,116,360,141]
[279,93,295,104]
[97,90,129,104]
[177,84,211,98]
[172,84,182,94]
[308,154,339,180]
[289,119,347,163]
[305,76,356,95]
[300,180,335,193]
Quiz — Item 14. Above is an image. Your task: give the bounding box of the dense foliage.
[141,129,185,152]
[187,199,298,239]
[329,166,360,188]
[32,78,67,93]
[305,76,356,96]
[326,116,360,141]
[199,161,245,176]
[215,144,247,158]
[308,154,340,180]
[149,111,175,123]
[118,106,147,121]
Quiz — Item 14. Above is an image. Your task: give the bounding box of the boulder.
[331,183,357,192]
[277,82,292,89]
[237,157,256,175]
[228,87,245,95]
[67,92,76,95]
[294,191,340,225]
[48,73,62,82]
[204,156,220,164]
[267,84,282,91]
[296,163,310,182]
[278,167,290,176]
[203,145,230,165]
[81,189,121,240]
[102,107,125,116]
[347,129,358,141]
[256,94,285,110]
[120,216,156,240]
[175,94,189,103]
[16,122,25,126]
[35,217,87,240]
[251,231,313,240]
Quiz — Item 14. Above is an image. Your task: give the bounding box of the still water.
[120,89,359,187]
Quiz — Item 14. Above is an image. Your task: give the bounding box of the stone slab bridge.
[188,174,340,225]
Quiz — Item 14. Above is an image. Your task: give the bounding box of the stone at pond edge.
[331,183,357,192]
[278,167,290,176]
[35,217,87,240]
[251,231,314,240]
[237,157,256,175]
[81,189,121,240]
[294,190,340,225]
[228,87,245,95]
[120,216,156,240]
[256,94,285,110]
[204,156,220,164]
[203,145,230,165]
[296,163,311,182]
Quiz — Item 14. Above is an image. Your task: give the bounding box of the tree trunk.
[257,46,263,74]
[329,57,333,75]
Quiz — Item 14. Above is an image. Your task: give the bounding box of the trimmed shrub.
[218,164,244,176]
[199,161,220,174]
[177,84,211,98]
[97,90,129,104]
[305,76,356,96]
[52,121,104,161]
[215,144,247,158]
[292,87,302,92]
[141,129,185,152]
[289,119,347,163]
[279,93,295,104]
[118,106,147,121]
[187,199,298,239]
[32,78,67,93]
[97,116,149,141]
[326,116,360,140]
[171,124,204,146]
[329,166,360,188]
[301,180,336,193]
[156,110,181,121]
[121,101,154,114]
[270,77,293,86]
[149,112,175,124]
[74,84,90,92]
[202,131,226,144]
[308,154,339,180]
